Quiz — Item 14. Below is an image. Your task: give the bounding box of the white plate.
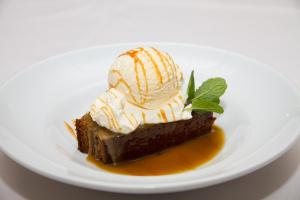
[1,43,300,194]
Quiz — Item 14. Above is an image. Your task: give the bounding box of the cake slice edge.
[75,112,215,164]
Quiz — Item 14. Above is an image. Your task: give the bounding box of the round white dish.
[0,43,300,194]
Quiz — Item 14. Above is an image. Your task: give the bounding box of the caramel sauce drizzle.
[109,78,138,104]
[64,121,76,139]
[100,107,113,129]
[92,103,113,130]
[166,53,178,88]
[160,109,168,122]
[178,95,183,101]
[140,60,149,94]
[133,52,148,104]
[108,108,121,131]
[110,69,122,77]
[130,113,139,126]
[164,53,177,88]
[120,49,149,105]
[167,103,176,121]
[157,113,162,121]
[142,112,146,124]
[141,47,163,86]
[173,98,180,107]
[134,59,142,102]
[122,112,135,128]
[98,98,121,131]
[108,89,118,98]
[177,65,184,81]
[152,47,171,82]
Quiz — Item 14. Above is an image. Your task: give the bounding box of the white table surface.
[1,0,300,199]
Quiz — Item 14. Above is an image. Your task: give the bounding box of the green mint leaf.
[191,99,224,114]
[186,70,195,102]
[199,96,220,104]
[194,77,227,102]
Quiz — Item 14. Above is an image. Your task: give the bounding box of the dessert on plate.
[75,47,227,164]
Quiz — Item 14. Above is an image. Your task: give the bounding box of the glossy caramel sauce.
[64,121,77,139]
[87,125,225,176]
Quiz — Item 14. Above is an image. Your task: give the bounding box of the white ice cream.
[90,47,192,134]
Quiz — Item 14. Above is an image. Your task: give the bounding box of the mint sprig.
[192,99,224,113]
[186,70,195,102]
[185,71,227,114]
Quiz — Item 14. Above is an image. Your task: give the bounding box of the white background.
[1,0,300,199]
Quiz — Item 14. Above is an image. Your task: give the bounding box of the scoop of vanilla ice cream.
[90,47,192,134]
[108,47,183,109]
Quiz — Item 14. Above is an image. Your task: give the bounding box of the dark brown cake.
[76,112,215,164]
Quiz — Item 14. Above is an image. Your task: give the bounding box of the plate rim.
[1,42,300,194]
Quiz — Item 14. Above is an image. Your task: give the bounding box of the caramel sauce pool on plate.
[87,126,225,176]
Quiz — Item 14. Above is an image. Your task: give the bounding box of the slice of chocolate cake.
[76,112,215,164]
